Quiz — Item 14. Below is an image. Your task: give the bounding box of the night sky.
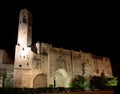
[0,1,120,75]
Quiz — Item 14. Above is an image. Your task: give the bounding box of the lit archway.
[55,69,70,87]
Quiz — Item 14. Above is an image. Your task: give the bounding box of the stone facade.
[0,49,14,87]
[13,9,113,88]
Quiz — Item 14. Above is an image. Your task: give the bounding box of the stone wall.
[13,9,113,88]
[48,46,113,87]
[0,49,14,87]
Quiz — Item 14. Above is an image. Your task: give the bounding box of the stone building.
[0,49,14,87]
[13,9,113,88]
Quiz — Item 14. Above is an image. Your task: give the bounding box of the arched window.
[23,15,27,23]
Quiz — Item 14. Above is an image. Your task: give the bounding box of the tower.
[13,9,33,87]
[17,8,32,47]
[14,8,32,69]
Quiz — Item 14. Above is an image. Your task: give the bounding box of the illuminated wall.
[13,9,113,88]
[49,46,113,87]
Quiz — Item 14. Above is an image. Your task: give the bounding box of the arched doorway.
[33,73,47,88]
[55,69,70,87]
[55,72,65,87]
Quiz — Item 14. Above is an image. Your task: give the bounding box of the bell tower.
[14,9,33,87]
[17,8,32,47]
[14,9,32,69]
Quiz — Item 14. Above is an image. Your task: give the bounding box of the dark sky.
[0,1,120,68]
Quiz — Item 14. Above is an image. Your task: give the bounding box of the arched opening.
[55,72,65,87]
[55,69,70,87]
[33,73,47,88]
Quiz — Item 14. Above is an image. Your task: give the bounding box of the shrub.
[106,77,118,87]
[69,75,90,91]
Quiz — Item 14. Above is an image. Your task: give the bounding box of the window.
[19,65,22,67]
[23,15,27,23]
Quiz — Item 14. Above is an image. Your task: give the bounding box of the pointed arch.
[54,69,70,87]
